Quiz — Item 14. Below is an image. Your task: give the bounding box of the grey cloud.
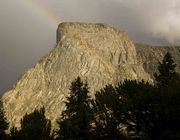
[42,0,180,44]
[115,0,180,44]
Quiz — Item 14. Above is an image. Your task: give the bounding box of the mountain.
[2,22,180,129]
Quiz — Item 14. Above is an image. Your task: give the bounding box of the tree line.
[0,52,180,140]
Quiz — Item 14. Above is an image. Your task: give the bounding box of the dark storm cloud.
[0,0,180,94]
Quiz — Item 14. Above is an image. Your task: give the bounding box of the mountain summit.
[2,22,180,129]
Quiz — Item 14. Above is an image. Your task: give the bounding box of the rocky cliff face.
[2,22,179,129]
[135,44,180,80]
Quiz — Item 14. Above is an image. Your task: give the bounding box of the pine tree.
[0,99,8,140]
[10,127,19,140]
[152,53,180,139]
[57,77,92,140]
[154,52,177,87]
[18,107,53,140]
[92,85,127,140]
[119,80,156,138]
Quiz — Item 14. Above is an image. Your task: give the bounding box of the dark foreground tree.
[57,77,92,140]
[123,53,180,140]
[92,85,129,140]
[154,52,177,87]
[119,80,157,139]
[0,99,8,140]
[151,52,180,140]
[10,107,53,140]
[9,127,19,140]
[93,78,180,140]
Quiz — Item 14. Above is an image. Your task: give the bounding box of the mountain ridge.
[2,22,180,129]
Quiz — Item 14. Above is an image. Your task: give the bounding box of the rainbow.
[25,0,61,27]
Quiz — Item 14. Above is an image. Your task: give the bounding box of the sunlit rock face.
[3,22,179,129]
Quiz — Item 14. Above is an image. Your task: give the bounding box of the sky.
[0,0,180,94]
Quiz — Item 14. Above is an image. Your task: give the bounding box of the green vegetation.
[154,52,178,87]
[56,77,92,140]
[0,52,180,140]
[0,100,8,140]
[9,107,53,140]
